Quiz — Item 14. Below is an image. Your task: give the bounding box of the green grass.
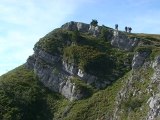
[0,65,69,120]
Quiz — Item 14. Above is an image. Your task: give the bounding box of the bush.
[122,98,143,112]
[90,19,98,26]
[135,46,152,53]
[63,45,114,77]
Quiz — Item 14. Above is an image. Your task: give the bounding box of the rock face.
[152,56,160,83]
[62,60,78,75]
[111,30,139,51]
[61,21,89,32]
[61,21,100,36]
[88,25,100,37]
[132,51,150,69]
[146,56,160,119]
[26,48,84,101]
[147,94,160,120]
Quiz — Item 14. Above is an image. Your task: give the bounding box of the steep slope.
[0,21,160,120]
[0,65,68,120]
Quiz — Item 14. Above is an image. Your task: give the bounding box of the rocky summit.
[0,21,160,120]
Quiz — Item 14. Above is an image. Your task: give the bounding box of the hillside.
[0,21,160,120]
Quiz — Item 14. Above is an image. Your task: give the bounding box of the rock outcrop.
[152,56,160,83]
[61,21,100,36]
[26,48,85,101]
[62,60,78,75]
[111,30,139,51]
[132,51,150,69]
[61,21,89,32]
[88,25,100,37]
[146,56,160,119]
[147,94,160,120]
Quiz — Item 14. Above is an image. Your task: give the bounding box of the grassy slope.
[0,65,68,120]
[57,73,130,120]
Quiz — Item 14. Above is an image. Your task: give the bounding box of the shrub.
[122,98,143,112]
[63,45,114,77]
[90,19,98,26]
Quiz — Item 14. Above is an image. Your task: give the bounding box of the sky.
[0,0,160,75]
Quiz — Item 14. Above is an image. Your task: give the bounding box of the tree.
[90,19,98,27]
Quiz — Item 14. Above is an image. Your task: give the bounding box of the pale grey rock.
[61,78,84,101]
[111,30,139,51]
[33,58,83,101]
[62,60,78,75]
[61,21,77,31]
[61,21,89,32]
[147,94,160,120]
[146,56,160,120]
[61,21,100,36]
[152,56,160,69]
[25,48,85,101]
[34,48,60,64]
[132,51,150,69]
[77,69,110,88]
[77,69,84,78]
[152,56,160,83]
[77,22,89,32]
[89,25,100,37]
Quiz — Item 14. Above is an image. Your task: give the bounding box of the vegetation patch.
[63,45,114,77]
[70,77,94,98]
[0,65,68,120]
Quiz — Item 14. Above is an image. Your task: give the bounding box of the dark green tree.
[90,19,98,27]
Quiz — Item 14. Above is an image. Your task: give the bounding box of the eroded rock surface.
[111,30,139,51]
[132,51,150,69]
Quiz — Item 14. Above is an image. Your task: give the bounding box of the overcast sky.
[0,0,160,75]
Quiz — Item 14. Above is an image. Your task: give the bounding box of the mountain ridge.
[0,21,160,120]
